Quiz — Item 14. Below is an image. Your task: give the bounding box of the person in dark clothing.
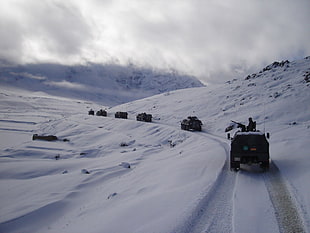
[239,123,246,132]
[247,117,256,131]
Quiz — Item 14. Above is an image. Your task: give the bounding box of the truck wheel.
[230,162,240,171]
[260,161,269,171]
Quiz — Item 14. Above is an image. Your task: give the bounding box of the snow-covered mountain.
[0,62,204,106]
[0,57,309,233]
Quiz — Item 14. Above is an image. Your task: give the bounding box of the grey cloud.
[0,17,24,63]
[92,0,310,82]
[0,0,93,63]
[25,0,93,55]
[1,0,309,83]
[162,1,309,81]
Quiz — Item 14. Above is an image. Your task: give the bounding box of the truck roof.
[235,131,265,136]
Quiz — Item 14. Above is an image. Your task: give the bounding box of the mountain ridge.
[0,62,204,106]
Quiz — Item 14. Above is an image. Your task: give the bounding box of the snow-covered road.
[172,131,306,233]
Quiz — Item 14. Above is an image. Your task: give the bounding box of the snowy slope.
[0,57,309,233]
[0,62,204,106]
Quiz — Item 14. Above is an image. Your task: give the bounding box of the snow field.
[1,57,310,232]
[0,89,227,233]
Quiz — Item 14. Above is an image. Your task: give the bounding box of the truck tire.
[260,161,269,171]
[230,162,240,171]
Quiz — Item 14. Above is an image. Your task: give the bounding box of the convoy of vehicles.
[87,109,270,172]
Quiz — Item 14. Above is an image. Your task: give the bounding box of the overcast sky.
[1,0,309,83]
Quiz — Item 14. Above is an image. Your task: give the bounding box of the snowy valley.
[0,62,203,106]
[0,57,310,233]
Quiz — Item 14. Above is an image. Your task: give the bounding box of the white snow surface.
[0,57,310,233]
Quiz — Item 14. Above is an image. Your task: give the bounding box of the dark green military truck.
[229,132,270,171]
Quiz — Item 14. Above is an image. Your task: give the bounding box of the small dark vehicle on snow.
[88,109,95,115]
[181,116,202,131]
[115,111,128,119]
[228,131,270,171]
[32,134,58,141]
[96,109,107,116]
[136,113,152,122]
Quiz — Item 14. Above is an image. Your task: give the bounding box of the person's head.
[249,117,253,122]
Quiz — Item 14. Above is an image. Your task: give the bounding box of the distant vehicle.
[96,109,107,116]
[136,113,152,122]
[115,111,128,119]
[32,134,58,141]
[88,109,95,115]
[181,116,202,131]
[228,131,270,171]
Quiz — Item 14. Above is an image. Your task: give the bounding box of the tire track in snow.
[205,132,307,233]
[173,132,236,233]
[264,161,307,233]
[175,160,236,233]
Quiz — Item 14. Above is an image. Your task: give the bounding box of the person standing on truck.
[247,117,256,131]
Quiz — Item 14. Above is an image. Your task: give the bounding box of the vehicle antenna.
[263,102,266,133]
